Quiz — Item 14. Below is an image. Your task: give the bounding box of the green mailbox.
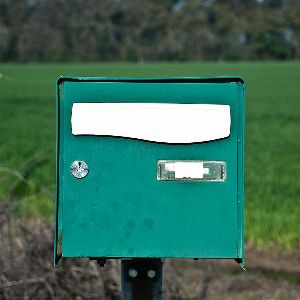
[55,77,245,267]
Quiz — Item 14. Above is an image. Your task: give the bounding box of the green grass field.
[0,62,299,250]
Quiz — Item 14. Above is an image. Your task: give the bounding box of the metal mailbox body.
[55,77,245,265]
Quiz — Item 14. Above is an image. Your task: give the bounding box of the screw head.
[128,268,138,278]
[70,160,89,179]
[147,269,156,279]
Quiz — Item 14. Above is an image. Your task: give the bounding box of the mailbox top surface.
[57,76,244,85]
[55,77,245,265]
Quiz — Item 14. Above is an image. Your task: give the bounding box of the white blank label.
[71,103,231,144]
[174,162,209,179]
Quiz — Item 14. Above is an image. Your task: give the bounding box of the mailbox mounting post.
[121,259,163,300]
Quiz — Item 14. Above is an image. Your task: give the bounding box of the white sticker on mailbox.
[174,162,209,179]
[71,103,231,144]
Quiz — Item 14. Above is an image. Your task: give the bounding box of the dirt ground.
[0,219,299,299]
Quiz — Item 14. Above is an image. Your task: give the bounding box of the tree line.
[0,0,299,62]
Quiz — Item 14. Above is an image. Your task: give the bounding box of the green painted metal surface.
[55,77,245,265]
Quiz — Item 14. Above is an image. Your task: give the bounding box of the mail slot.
[55,77,245,266]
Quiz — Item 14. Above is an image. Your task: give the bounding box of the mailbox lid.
[55,77,244,265]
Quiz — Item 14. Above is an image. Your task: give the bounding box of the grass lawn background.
[0,62,299,249]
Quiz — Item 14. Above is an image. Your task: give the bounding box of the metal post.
[121,258,163,300]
